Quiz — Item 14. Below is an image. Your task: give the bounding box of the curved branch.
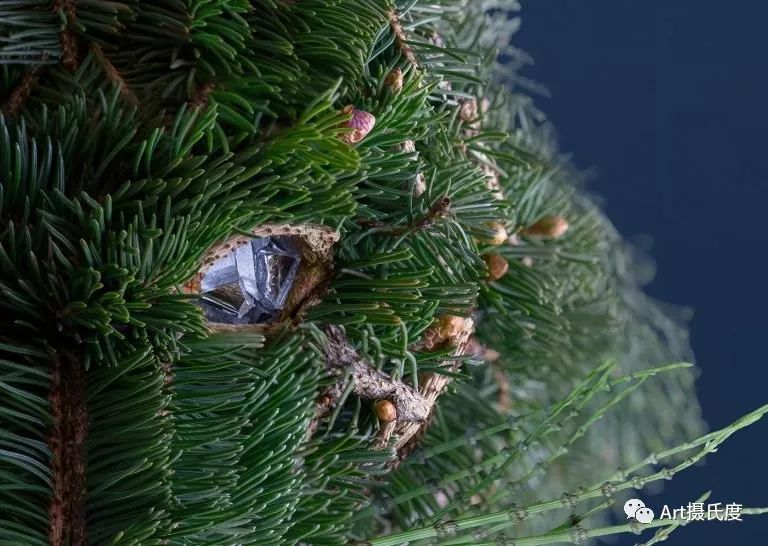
[321,325,430,423]
[317,319,474,455]
[392,317,474,457]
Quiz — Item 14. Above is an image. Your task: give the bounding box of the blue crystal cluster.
[198,236,301,324]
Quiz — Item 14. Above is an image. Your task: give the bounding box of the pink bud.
[340,106,376,144]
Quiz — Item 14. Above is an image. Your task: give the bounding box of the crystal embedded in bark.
[198,236,301,324]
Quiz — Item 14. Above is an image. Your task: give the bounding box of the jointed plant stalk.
[367,403,768,545]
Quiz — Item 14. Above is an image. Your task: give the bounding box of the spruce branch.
[465,509,767,546]
[442,493,768,546]
[413,363,691,521]
[357,361,618,516]
[311,318,478,452]
[0,0,755,542]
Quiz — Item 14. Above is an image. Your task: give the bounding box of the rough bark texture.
[392,317,475,455]
[322,325,431,423]
[48,355,89,546]
[316,316,475,455]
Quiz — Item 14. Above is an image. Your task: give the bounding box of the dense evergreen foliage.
[1,1,765,544]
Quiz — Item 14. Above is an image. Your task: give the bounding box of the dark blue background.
[517,1,768,544]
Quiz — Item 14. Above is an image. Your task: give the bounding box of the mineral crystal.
[198,236,300,324]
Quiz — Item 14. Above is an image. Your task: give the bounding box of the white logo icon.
[623,498,654,524]
[635,507,655,524]
[624,499,645,518]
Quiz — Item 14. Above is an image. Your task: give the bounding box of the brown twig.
[90,43,139,107]
[161,360,174,387]
[392,316,475,459]
[2,67,42,118]
[414,196,451,230]
[190,82,216,108]
[48,354,88,546]
[357,196,451,235]
[322,325,431,423]
[309,316,476,454]
[389,9,419,68]
[311,324,438,449]
[307,391,336,439]
[53,0,79,71]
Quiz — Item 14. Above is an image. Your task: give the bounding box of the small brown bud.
[339,106,376,144]
[459,97,478,122]
[384,67,404,92]
[483,253,509,281]
[401,139,416,154]
[435,491,450,507]
[420,327,440,350]
[483,221,508,245]
[398,139,426,196]
[522,215,569,239]
[374,399,397,423]
[437,314,466,338]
